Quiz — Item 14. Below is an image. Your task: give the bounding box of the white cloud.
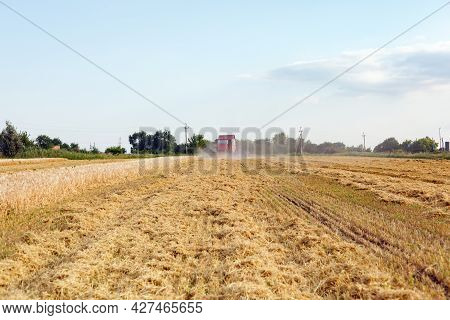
[266,42,450,95]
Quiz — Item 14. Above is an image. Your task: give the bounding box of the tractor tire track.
[263,175,449,297]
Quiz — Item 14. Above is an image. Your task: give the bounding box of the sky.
[1,0,450,150]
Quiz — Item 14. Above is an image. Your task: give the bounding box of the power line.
[260,2,450,129]
[0,0,187,126]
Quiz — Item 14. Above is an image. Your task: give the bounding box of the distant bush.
[346,145,371,153]
[16,148,106,160]
[15,148,157,160]
[105,146,126,155]
[302,141,346,154]
[317,142,346,154]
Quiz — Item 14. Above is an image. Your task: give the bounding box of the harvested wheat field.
[0,156,448,299]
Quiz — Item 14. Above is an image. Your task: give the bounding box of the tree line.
[0,122,208,158]
[238,132,370,155]
[373,137,438,153]
[0,122,442,158]
[0,121,99,157]
[238,132,440,155]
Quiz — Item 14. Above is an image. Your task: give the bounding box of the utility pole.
[362,132,366,151]
[118,137,122,147]
[439,128,442,150]
[299,126,304,155]
[184,123,189,154]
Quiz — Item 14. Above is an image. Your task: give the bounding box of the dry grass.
[0,157,181,214]
[0,158,67,165]
[0,156,448,299]
[0,158,130,174]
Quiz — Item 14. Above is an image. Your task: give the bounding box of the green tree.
[129,130,177,154]
[175,143,187,154]
[272,132,287,145]
[61,143,70,150]
[286,137,297,154]
[36,135,54,149]
[409,137,437,153]
[19,131,35,149]
[0,122,24,157]
[272,132,288,154]
[52,137,62,146]
[69,143,80,152]
[90,146,100,154]
[161,130,177,153]
[400,140,412,152]
[188,134,208,154]
[374,137,400,153]
[129,131,148,153]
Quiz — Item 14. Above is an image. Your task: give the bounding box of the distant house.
[52,145,61,150]
[216,135,236,153]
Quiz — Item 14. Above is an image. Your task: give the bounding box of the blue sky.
[1,0,450,150]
